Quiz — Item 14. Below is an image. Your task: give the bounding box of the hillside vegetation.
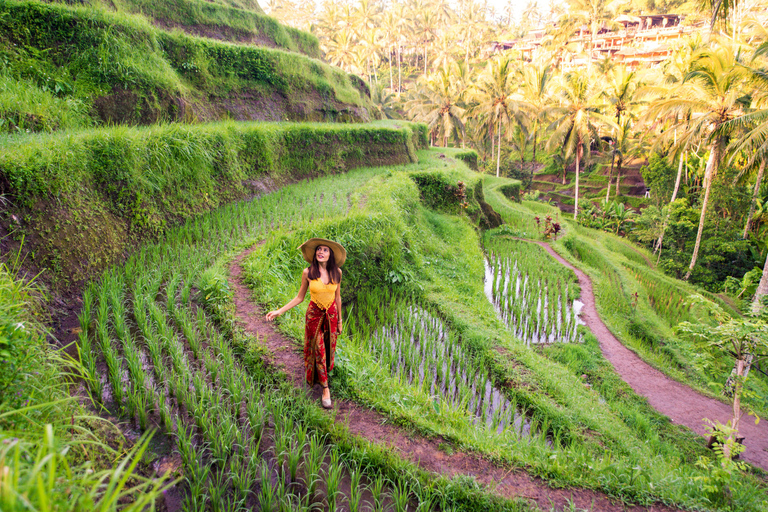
[0,0,374,131]
[0,121,426,287]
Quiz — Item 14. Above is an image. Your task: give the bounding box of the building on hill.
[491,14,707,69]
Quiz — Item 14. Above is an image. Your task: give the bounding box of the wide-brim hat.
[298,238,347,266]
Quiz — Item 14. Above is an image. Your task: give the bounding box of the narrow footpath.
[530,239,768,472]
[229,245,680,512]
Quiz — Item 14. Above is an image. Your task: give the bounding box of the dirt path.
[229,245,680,512]
[529,240,768,472]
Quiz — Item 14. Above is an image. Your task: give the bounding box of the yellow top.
[309,278,338,310]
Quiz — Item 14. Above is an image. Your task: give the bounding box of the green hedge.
[0,120,427,286]
[454,149,478,171]
[499,182,521,203]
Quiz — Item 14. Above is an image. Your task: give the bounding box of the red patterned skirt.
[304,301,338,387]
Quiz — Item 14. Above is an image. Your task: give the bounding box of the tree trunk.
[389,45,394,91]
[424,46,428,75]
[731,358,745,446]
[606,149,616,202]
[574,144,582,220]
[562,160,567,185]
[397,45,402,98]
[684,145,719,281]
[490,125,495,165]
[743,158,766,239]
[615,157,623,196]
[671,149,685,202]
[496,124,502,178]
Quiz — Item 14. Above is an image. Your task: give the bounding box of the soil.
[529,239,768,472]
[228,245,681,512]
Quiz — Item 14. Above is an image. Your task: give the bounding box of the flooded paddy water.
[483,237,583,346]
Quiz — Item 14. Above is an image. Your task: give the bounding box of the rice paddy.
[483,237,582,346]
[66,153,768,511]
[349,293,536,439]
[72,167,463,511]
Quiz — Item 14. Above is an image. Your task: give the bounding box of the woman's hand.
[266,310,280,321]
[337,321,343,334]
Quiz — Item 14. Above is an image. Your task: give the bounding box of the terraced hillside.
[529,157,649,213]
[3,1,768,510]
[0,0,374,131]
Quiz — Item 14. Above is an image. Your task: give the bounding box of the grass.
[0,0,369,126]
[105,0,321,57]
[0,255,176,508]
[1,120,426,287]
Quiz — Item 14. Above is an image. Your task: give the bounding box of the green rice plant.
[166,272,182,315]
[135,388,154,430]
[370,474,387,512]
[390,478,411,512]
[246,397,267,444]
[347,462,365,512]
[76,330,102,400]
[208,467,230,512]
[230,443,251,505]
[259,459,279,512]
[285,422,307,486]
[302,434,326,508]
[325,448,345,511]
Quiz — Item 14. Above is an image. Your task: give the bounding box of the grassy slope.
[0,0,370,131]
[104,0,322,57]
[243,150,767,511]
[0,120,427,287]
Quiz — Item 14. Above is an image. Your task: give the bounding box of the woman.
[266,238,345,409]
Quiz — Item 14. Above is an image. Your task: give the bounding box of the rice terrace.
[2,0,768,510]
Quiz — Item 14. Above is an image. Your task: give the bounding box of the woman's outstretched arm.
[266,268,309,321]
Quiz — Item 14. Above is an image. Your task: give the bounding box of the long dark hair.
[307,245,341,284]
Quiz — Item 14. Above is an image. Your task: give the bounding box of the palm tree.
[324,28,360,73]
[644,42,752,280]
[610,118,639,199]
[455,0,488,68]
[469,56,522,177]
[520,60,553,183]
[604,66,642,200]
[406,67,466,147]
[545,70,612,220]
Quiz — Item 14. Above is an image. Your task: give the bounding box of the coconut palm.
[644,41,753,280]
[469,56,522,177]
[520,60,554,175]
[545,70,613,219]
[324,28,360,73]
[604,66,643,199]
[406,67,466,147]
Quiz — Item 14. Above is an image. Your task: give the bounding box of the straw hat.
[298,238,347,266]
